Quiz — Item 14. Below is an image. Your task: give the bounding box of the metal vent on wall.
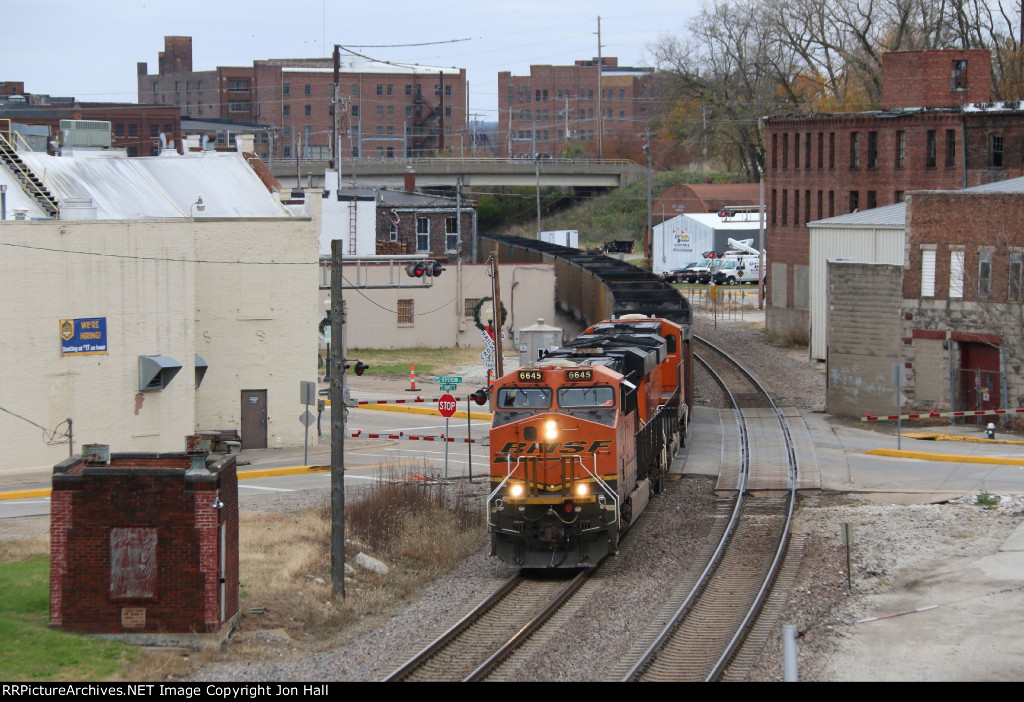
[194,354,208,389]
[139,355,182,392]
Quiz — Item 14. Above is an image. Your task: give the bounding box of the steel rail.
[622,336,797,682]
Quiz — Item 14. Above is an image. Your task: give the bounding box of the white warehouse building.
[652,212,763,276]
[0,136,319,470]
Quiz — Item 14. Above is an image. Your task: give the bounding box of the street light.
[190,196,205,217]
[322,298,332,382]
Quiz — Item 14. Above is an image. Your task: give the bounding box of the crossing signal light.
[406,260,445,278]
[343,360,369,376]
[469,388,489,405]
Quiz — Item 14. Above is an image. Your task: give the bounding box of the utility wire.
[0,406,70,445]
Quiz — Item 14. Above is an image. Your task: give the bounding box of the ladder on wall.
[348,201,357,255]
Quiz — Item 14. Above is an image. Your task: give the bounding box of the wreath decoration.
[472,296,508,331]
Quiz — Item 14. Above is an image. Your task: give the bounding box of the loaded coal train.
[479,235,692,568]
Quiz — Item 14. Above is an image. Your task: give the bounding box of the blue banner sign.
[60,317,107,356]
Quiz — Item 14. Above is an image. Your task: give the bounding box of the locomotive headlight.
[575,483,589,497]
[509,483,525,498]
[544,420,558,440]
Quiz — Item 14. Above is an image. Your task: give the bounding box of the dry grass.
[763,323,810,348]
[0,535,48,564]
[235,465,485,641]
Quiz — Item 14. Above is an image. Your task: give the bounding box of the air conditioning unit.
[59,120,112,148]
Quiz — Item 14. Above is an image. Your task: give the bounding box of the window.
[991,134,1004,167]
[794,190,800,226]
[416,217,430,251]
[406,84,412,96]
[304,104,311,117]
[351,105,359,117]
[387,84,393,96]
[804,133,811,168]
[229,100,250,112]
[150,124,159,137]
[305,83,311,95]
[867,131,878,168]
[228,79,249,91]
[1009,252,1023,301]
[386,146,394,158]
[771,189,777,226]
[829,132,835,169]
[950,249,965,299]
[817,132,824,169]
[921,248,936,297]
[896,130,906,168]
[464,298,480,318]
[781,189,788,225]
[782,134,789,169]
[114,123,124,137]
[946,130,956,168]
[128,124,138,137]
[771,134,778,169]
[377,105,383,118]
[283,104,290,117]
[397,299,414,326]
[446,216,459,252]
[926,130,937,167]
[952,60,968,90]
[849,132,860,169]
[387,105,394,118]
[376,84,383,96]
[406,106,412,118]
[867,191,876,209]
[849,190,859,213]
[979,251,993,298]
[283,83,290,95]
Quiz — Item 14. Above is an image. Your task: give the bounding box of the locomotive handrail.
[576,453,619,527]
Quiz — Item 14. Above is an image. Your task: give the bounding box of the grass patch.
[763,324,810,348]
[0,555,140,681]
[344,346,486,377]
[975,492,1000,507]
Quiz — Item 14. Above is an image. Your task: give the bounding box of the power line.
[0,241,316,265]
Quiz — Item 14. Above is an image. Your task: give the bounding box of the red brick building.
[762,49,1024,336]
[49,441,239,644]
[0,99,181,157]
[139,36,468,162]
[497,57,656,160]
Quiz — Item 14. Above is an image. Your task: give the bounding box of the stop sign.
[437,393,458,418]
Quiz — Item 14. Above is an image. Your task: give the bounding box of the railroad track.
[383,569,592,682]
[618,336,797,682]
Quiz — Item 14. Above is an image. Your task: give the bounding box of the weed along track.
[383,569,593,682]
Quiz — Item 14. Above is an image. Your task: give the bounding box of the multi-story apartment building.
[497,57,656,159]
[763,49,1024,337]
[138,36,468,162]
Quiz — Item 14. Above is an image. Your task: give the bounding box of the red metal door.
[960,343,1000,414]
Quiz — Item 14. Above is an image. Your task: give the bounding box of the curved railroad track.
[383,569,592,682]
[618,336,798,682]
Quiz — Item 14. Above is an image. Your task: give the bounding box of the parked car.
[659,267,689,283]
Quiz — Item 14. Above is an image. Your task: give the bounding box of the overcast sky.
[4,1,700,121]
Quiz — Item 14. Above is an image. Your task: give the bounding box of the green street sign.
[439,383,458,392]
[435,376,463,384]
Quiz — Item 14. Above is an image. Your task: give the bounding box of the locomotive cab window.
[558,386,615,408]
[497,387,552,409]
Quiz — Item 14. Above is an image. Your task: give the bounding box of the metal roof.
[3,148,291,220]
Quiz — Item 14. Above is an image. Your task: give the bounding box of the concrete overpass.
[271,157,647,190]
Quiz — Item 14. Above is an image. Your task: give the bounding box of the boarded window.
[465,298,480,318]
[921,249,936,297]
[397,299,414,326]
[950,250,965,299]
[110,527,157,599]
[978,251,993,298]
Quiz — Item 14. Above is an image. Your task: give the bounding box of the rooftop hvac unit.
[59,120,112,148]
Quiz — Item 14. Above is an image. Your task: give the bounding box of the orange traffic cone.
[406,363,418,392]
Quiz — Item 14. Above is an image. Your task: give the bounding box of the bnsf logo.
[495,440,612,457]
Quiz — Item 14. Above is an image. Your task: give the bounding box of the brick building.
[762,49,1024,338]
[49,441,239,644]
[138,36,468,162]
[497,57,656,159]
[822,177,1024,419]
[0,97,181,157]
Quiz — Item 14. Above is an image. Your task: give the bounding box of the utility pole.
[330,239,346,599]
[333,45,340,166]
[644,128,653,258]
[534,119,541,238]
[596,16,604,161]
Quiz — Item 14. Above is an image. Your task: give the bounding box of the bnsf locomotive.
[487,315,687,568]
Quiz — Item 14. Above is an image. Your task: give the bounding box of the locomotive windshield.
[558,386,615,408]
[496,387,553,409]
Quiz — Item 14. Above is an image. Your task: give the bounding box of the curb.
[357,404,492,420]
